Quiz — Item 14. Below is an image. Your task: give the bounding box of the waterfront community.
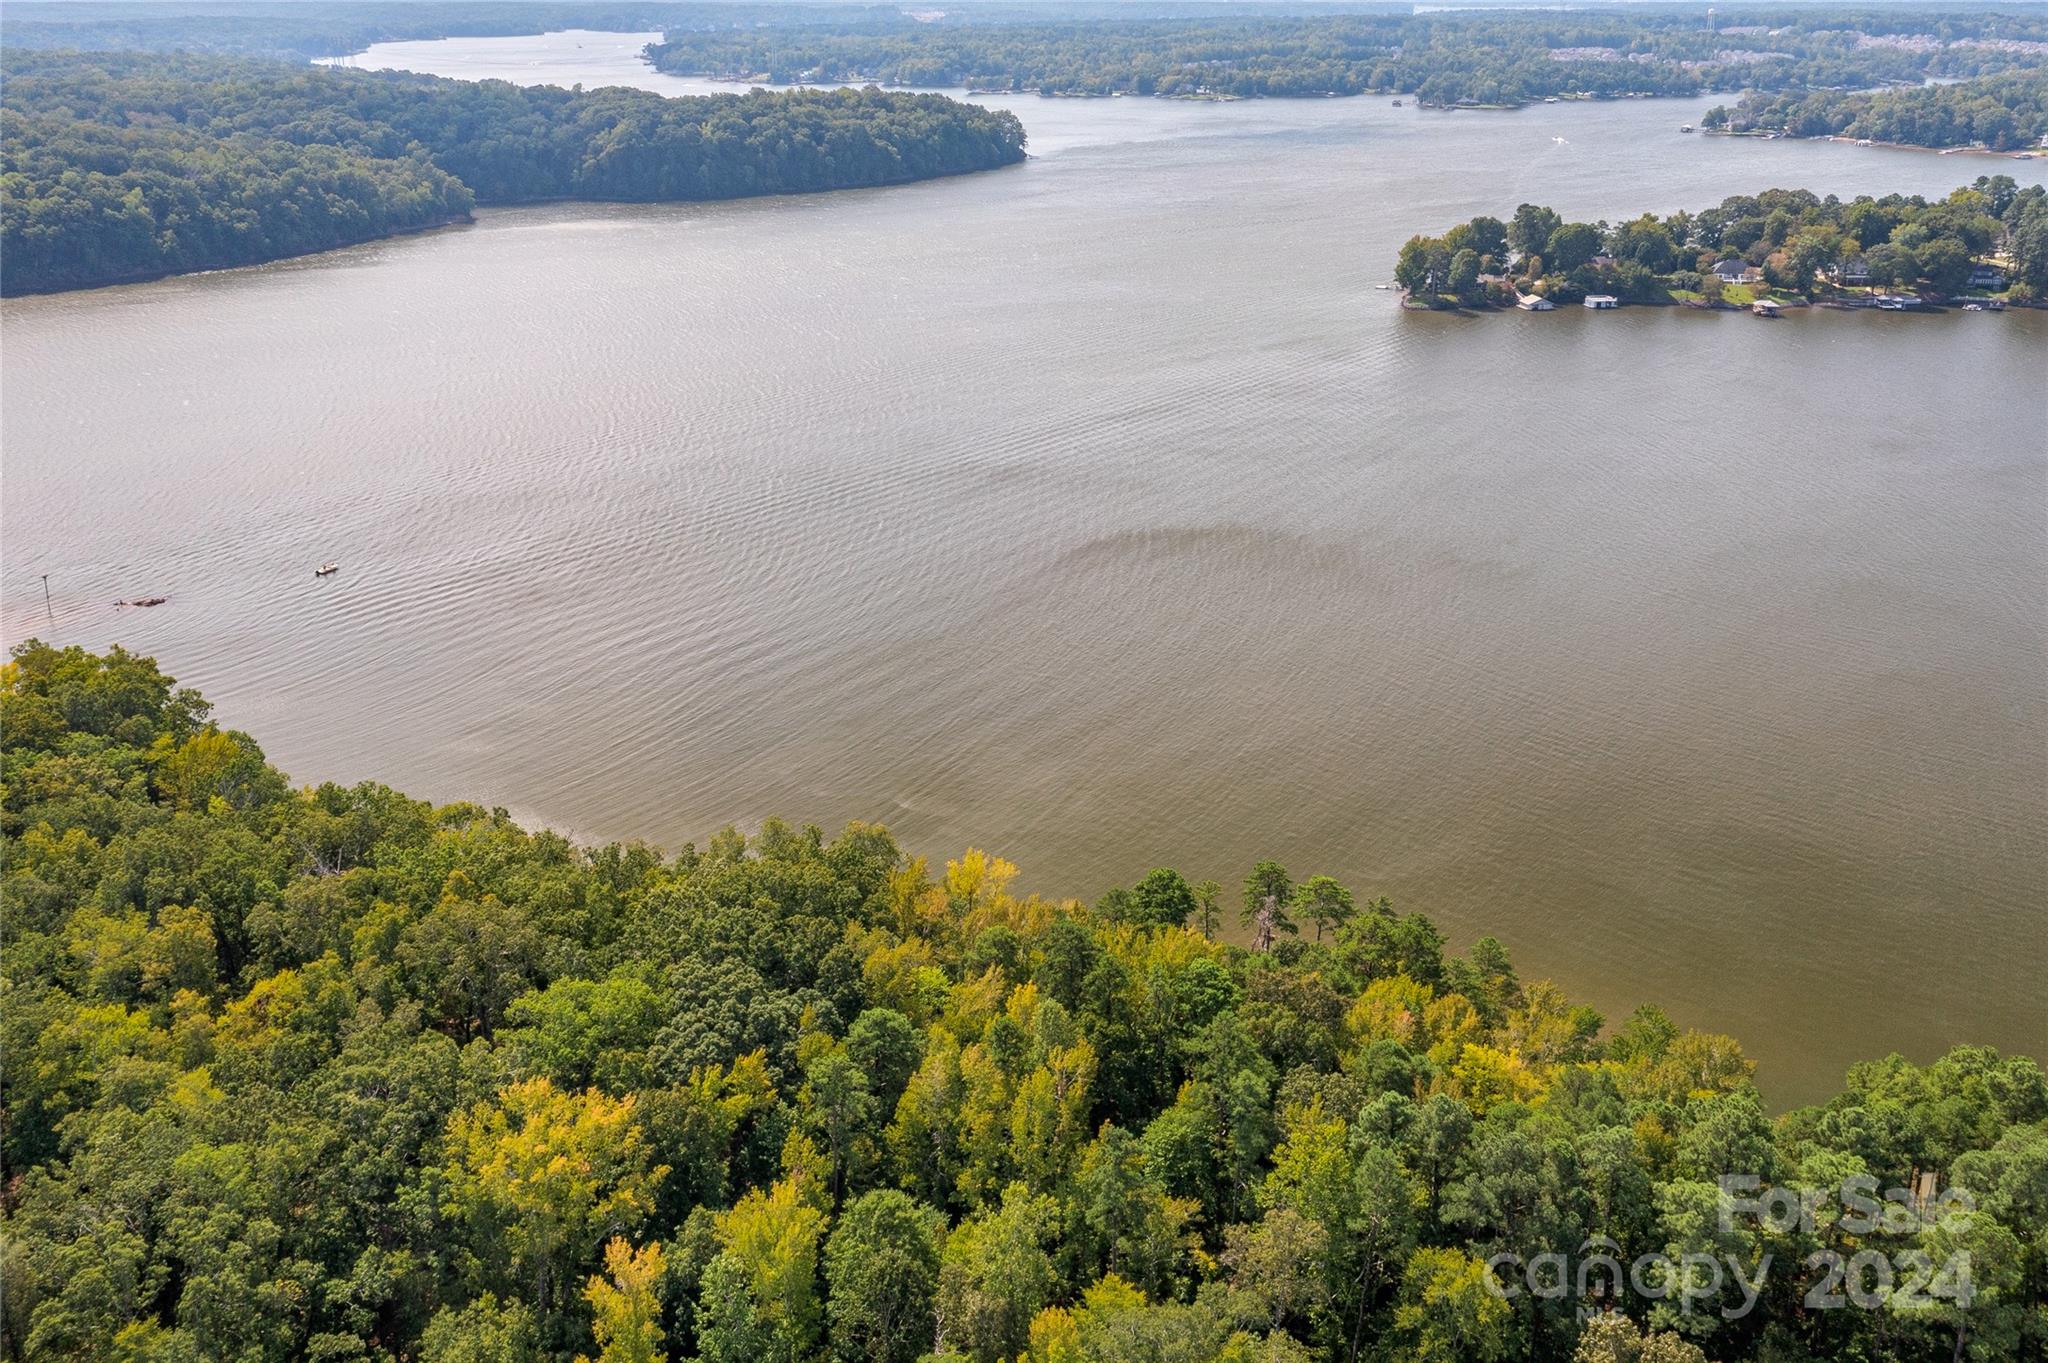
[1395,176,2046,313]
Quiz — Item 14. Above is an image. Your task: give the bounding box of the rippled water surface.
[7,32,2045,1101]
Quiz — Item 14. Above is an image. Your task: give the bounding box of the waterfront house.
[1832,257,1872,286]
[1966,264,2006,290]
[1584,294,1619,309]
[1516,294,1556,311]
[1711,259,1760,284]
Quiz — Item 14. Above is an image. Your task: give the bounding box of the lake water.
[7,31,2045,1102]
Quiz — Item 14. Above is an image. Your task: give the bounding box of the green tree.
[503,972,664,1092]
[1075,1123,1190,1297]
[844,1007,923,1112]
[420,1295,545,1363]
[1509,204,1562,257]
[1916,236,1973,292]
[1545,222,1603,275]
[1295,876,1356,943]
[1465,215,1509,261]
[1447,249,1481,300]
[824,1190,944,1363]
[692,1255,766,1363]
[800,1047,876,1203]
[934,1182,1059,1363]
[1131,867,1199,929]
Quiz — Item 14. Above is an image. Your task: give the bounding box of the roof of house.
[1712,260,1752,278]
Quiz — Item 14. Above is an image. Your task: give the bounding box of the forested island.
[645,5,2048,105]
[1703,71,2048,151]
[1395,176,2048,311]
[5,640,2044,1363]
[0,52,1026,295]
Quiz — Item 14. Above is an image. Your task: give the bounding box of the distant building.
[1711,259,1760,284]
[1967,265,2006,290]
[1584,294,1619,309]
[1516,294,1556,311]
[1832,257,1872,285]
[1751,298,1781,316]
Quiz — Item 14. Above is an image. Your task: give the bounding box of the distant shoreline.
[1702,128,2045,160]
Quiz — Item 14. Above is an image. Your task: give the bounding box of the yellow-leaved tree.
[713,1175,827,1362]
[443,1079,668,1315]
[578,1237,666,1363]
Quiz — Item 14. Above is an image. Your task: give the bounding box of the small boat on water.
[315,562,340,577]
[1680,124,1694,133]
[118,596,168,608]
[1391,99,1403,106]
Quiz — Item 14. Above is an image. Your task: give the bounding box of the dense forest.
[1703,71,2048,150]
[1394,175,2048,307]
[646,5,2048,104]
[3,641,2043,1363]
[0,52,1026,294]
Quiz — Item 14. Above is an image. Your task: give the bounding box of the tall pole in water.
[42,574,53,621]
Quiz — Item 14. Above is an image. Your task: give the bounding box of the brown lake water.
[6,30,2045,1102]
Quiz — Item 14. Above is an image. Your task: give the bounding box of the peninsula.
[1395,177,2046,312]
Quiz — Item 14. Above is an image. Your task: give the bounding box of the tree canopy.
[3,641,2043,1363]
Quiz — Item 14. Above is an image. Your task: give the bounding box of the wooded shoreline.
[0,52,1028,296]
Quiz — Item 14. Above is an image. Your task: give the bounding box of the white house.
[1711,259,1760,284]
